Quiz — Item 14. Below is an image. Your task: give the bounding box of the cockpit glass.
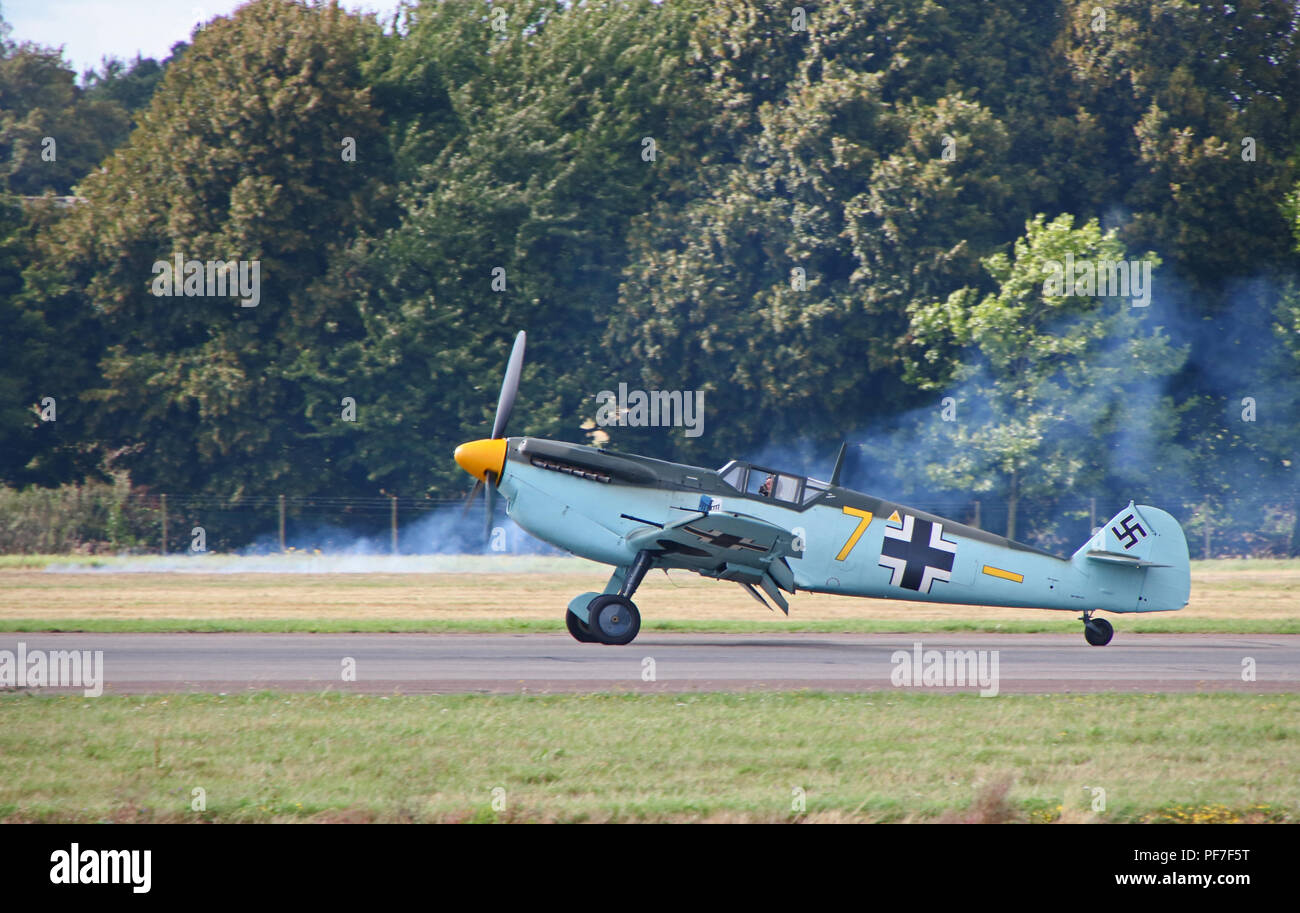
[721,461,824,505]
[719,464,744,489]
[774,475,800,501]
[802,478,829,504]
[746,468,800,502]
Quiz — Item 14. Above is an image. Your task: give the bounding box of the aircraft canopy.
[716,461,830,506]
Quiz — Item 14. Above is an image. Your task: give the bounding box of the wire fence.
[143,493,474,555]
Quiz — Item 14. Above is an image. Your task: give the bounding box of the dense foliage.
[1,0,1298,553]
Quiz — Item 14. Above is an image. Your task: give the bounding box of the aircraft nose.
[454,438,507,482]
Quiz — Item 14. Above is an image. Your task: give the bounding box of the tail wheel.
[587,594,641,646]
[1083,616,1114,646]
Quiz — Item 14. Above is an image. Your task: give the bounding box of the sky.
[2,0,402,76]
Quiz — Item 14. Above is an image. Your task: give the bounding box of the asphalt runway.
[0,632,1296,694]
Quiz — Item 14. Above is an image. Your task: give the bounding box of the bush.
[0,475,157,553]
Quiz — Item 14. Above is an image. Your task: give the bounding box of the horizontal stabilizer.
[1084,549,1171,568]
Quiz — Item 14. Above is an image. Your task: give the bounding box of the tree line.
[1,0,1299,554]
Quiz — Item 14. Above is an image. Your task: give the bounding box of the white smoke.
[45,507,583,574]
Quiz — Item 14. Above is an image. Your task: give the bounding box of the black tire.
[565,608,597,643]
[1084,617,1114,646]
[587,594,641,646]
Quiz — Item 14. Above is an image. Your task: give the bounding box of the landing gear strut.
[566,549,653,645]
[1081,611,1114,646]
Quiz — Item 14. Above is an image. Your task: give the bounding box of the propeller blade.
[460,478,484,518]
[490,330,526,439]
[484,473,497,541]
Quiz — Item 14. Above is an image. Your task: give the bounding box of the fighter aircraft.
[455,332,1191,646]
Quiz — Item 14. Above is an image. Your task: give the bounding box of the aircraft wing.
[625,509,801,613]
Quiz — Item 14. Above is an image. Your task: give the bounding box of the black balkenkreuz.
[878,512,958,594]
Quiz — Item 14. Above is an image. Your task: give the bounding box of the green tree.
[1062,0,1300,288]
[0,42,131,195]
[81,48,184,123]
[315,0,714,494]
[0,195,104,485]
[905,214,1184,540]
[25,0,395,506]
[611,0,1072,463]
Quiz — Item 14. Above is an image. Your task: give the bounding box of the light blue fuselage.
[499,444,1191,616]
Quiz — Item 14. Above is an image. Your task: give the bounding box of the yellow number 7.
[835,506,873,561]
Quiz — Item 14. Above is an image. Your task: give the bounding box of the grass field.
[3,557,1294,824]
[0,691,1293,823]
[0,555,1296,633]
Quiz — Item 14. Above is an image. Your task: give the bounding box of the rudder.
[1133,504,1191,611]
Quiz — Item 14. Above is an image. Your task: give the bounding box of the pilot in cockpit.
[758,474,776,497]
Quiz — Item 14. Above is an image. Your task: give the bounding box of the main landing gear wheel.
[587,594,641,646]
[565,609,597,643]
[1082,614,1114,646]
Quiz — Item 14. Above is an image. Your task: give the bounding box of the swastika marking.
[1111,513,1148,550]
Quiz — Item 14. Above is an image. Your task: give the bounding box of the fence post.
[160,493,167,555]
[972,500,981,529]
[278,495,286,552]
[391,496,398,555]
[1089,496,1096,532]
[1203,500,1211,559]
